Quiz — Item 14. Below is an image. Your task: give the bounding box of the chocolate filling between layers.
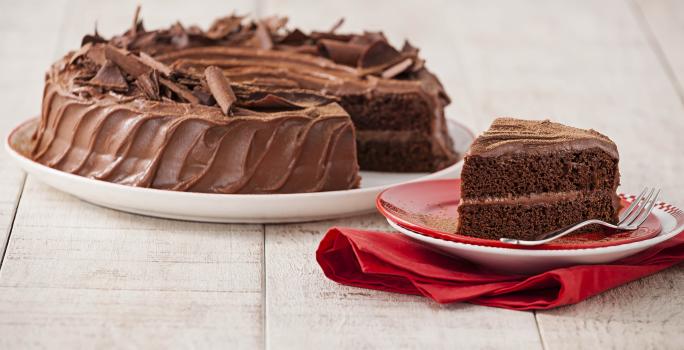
[456,190,620,241]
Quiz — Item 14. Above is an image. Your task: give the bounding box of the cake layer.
[357,131,453,171]
[461,148,620,199]
[456,190,620,240]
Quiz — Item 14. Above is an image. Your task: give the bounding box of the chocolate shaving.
[310,31,353,42]
[104,45,150,77]
[135,70,161,100]
[254,21,274,50]
[237,94,311,110]
[206,15,244,40]
[68,42,93,65]
[280,29,309,45]
[131,5,142,35]
[261,16,288,32]
[139,52,172,76]
[351,31,387,45]
[86,45,106,65]
[411,57,425,72]
[192,86,215,105]
[357,40,400,68]
[87,60,128,91]
[81,24,107,46]
[329,18,345,33]
[159,77,200,104]
[168,22,191,49]
[381,58,413,79]
[204,66,236,115]
[318,39,365,67]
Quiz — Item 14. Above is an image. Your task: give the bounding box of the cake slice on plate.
[456,118,621,241]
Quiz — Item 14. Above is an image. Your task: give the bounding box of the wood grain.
[1,0,683,348]
[0,0,69,265]
[264,215,542,349]
[0,179,264,349]
[634,0,684,104]
[264,0,684,348]
[0,1,266,349]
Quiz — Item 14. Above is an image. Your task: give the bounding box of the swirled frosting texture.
[33,82,359,193]
[31,11,457,192]
[468,118,619,159]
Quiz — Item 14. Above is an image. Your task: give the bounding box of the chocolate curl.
[131,5,142,35]
[381,58,413,79]
[317,39,365,67]
[104,45,149,76]
[280,29,309,45]
[357,40,400,68]
[159,77,200,104]
[204,66,237,115]
[254,21,274,50]
[86,45,107,65]
[206,14,244,40]
[139,52,172,76]
[135,70,161,100]
[88,60,128,91]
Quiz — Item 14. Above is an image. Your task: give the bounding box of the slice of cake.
[456,118,620,240]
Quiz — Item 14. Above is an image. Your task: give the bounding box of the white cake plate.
[6,118,474,223]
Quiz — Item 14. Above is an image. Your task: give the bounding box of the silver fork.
[499,187,661,246]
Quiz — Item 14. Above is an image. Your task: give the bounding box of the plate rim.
[377,178,678,251]
[6,117,474,201]
[387,203,683,256]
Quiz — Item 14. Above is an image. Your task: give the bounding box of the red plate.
[376,179,662,250]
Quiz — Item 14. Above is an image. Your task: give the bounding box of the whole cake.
[456,118,620,240]
[29,11,459,194]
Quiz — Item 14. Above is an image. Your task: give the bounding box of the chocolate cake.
[456,118,621,240]
[31,44,360,193]
[107,12,458,172]
[30,11,460,193]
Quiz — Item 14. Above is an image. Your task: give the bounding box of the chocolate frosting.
[468,118,619,159]
[31,10,454,193]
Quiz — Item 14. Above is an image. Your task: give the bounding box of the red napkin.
[316,227,684,310]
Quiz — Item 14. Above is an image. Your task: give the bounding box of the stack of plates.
[377,179,684,274]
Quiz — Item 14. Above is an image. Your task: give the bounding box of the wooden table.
[1,0,683,348]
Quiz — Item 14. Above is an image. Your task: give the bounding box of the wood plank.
[264,215,542,349]
[425,0,684,348]
[0,0,68,265]
[0,1,265,348]
[258,1,535,347]
[264,0,684,348]
[0,178,264,349]
[634,0,684,102]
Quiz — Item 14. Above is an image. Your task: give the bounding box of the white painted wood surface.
[0,0,683,348]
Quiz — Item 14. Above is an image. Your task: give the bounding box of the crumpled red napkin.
[316,227,684,310]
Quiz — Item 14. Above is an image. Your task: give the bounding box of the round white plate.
[6,118,474,223]
[387,201,684,274]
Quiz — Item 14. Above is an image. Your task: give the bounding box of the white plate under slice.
[387,201,684,274]
[6,118,474,223]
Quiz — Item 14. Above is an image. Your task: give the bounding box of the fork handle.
[499,219,618,246]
